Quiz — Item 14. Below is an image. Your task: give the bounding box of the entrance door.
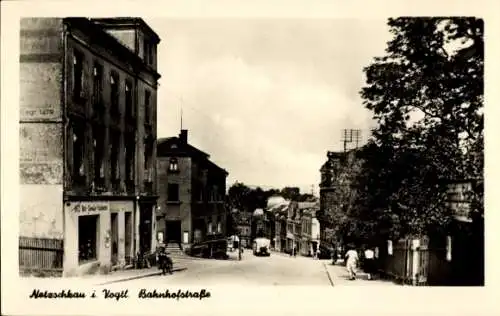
[165,220,181,244]
[111,213,118,265]
[140,204,153,253]
[124,212,132,264]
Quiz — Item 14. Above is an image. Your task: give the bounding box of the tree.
[357,17,484,238]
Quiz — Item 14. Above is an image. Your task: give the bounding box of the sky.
[145,18,392,194]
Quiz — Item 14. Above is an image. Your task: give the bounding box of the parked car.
[253,237,271,256]
[189,239,229,260]
[317,245,333,260]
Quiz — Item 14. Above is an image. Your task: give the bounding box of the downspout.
[61,21,68,275]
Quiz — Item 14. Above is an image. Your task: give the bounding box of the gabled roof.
[157,137,210,159]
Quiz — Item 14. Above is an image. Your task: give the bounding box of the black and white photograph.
[1,1,497,315]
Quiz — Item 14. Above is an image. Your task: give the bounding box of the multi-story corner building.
[156,130,229,250]
[317,150,361,247]
[19,18,160,276]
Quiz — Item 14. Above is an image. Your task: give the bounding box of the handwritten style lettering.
[29,289,86,299]
[138,289,211,300]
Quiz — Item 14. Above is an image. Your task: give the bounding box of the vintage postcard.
[1,0,499,315]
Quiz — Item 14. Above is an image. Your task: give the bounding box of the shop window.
[110,74,120,116]
[71,120,86,185]
[92,124,105,189]
[73,50,84,101]
[78,215,98,263]
[125,81,134,121]
[168,158,179,172]
[110,129,121,189]
[92,63,103,116]
[167,183,179,202]
[208,222,213,234]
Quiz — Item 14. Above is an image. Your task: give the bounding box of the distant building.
[299,201,320,256]
[236,210,252,248]
[19,18,160,276]
[156,130,229,250]
[267,196,289,252]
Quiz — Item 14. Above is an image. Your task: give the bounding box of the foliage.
[349,17,484,240]
[225,182,317,235]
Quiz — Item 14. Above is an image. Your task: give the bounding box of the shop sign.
[70,202,109,214]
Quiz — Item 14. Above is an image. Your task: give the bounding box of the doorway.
[165,220,181,244]
[124,212,132,264]
[111,213,118,265]
[139,204,153,253]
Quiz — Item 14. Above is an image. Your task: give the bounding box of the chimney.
[179,129,188,144]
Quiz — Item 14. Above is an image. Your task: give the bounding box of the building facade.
[237,210,253,248]
[266,196,289,252]
[317,150,361,247]
[299,202,320,256]
[156,130,229,250]
[19,18,160,276]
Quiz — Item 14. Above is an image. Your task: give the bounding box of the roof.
[91,18,161,43]
[205,159,229,177]
[253,209,265,216]
[64,18,161,80]
[157,137,210,158]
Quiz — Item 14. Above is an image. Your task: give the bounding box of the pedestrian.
[345,244,359,280]
[364,247,375,280]
[316,248,321,260]
[293,247,297,257]
[332,247,338,265]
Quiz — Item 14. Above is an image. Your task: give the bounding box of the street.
[120,251,396,287]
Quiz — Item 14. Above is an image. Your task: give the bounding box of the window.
[73,51,84,100]
[144,137,152,170]
[110,74,119,116]
[92,63,103,115]
[92,124,105,188]
[168,158,179,172]
[217,216,222,233]
[144,90,151,124]
[143,40,154,65]
[78,215,98,263]
[125,132,135,190]
[167,183,179,202]
[110,129,121,188]
[125,82,134,121]
[72,120,85,184]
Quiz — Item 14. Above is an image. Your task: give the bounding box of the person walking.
[364,247,375,280]
[345,245,359,280]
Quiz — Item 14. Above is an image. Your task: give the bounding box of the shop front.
[63,200,135,276]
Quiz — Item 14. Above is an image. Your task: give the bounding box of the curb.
[322,262,334,287]
[96,267,187,286]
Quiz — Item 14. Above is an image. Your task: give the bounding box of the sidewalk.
[319,260,397,287]
[82,260,191,286]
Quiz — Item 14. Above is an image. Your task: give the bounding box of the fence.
[377,237,453,286]
[19,236,64,276]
